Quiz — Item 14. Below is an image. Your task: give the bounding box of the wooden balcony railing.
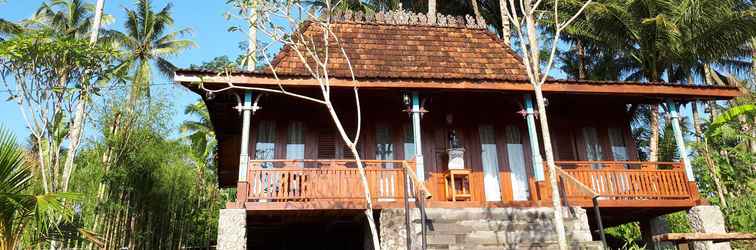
[233,159,698,209]
[241,159,416,203]
[552,161,697,205]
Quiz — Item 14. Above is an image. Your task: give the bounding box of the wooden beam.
[653,233,756,242]
[175,73,741,100]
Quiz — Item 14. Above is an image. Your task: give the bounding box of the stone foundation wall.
[217,209,246,250]
[380,207,601,250]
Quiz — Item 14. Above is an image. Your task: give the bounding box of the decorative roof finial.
[330,8,486,29]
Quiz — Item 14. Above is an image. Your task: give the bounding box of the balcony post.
[667,100,695,182]
[411,91,425,181]
[524,95,545,181]
[236,91,255,204]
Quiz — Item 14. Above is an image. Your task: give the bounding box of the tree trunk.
[576,40,586,80]
[247,0,258,71]
[534,85,568,250]
[90,0,105,44]
[323,99,381,250]
[471,0,481,20]
[499,0,510,43]
[523,2,540,76]
[428,0,437,18]
[691,101,703,144]
[649,104,660,162]
[61,98,87,192]
[63,0,105,193]
[688,75,703,143]
[701,139,728,208]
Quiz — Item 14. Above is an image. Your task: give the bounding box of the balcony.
[231,159,701,211]
[553,161,700,208]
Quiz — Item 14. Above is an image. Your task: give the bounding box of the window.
[582,126,603,169]
[286,121,305,165]
[375,124,394,168]
[506,125,530,201]
[255,120,276,168]
[403,124,415,160]
[608,127,628,161]
[479,124,502,201]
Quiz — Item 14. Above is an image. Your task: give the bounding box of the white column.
[412,91,425,181]
[238,91,254,182]
[524,95,544,181]
[667,100,695,181]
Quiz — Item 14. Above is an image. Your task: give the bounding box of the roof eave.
[174,70,742,101]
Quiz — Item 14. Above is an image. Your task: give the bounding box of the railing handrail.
[554,160,681,165]
[553,166,599,197]
[249,159,411,163]
[402,161,432,199]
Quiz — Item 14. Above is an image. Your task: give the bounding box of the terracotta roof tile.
[268,22,529,81]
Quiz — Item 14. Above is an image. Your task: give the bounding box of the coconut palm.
[0,19,21,41]
[181,101,216,166]
[0,128,79,250]
[105,0,194,105]
[30,0,95,39]
[578,0,756,207]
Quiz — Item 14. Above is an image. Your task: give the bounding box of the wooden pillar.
[236,91,255,204]
[411,91,425,181]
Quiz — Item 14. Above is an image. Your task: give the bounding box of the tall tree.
[93,0,193,238]
[106,0,194,106]
[581,0,756,207]
[499,0,594,249]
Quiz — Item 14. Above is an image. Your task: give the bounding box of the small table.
[653,233,756,250]
[444,169,472,201]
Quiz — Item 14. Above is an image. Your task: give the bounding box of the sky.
[0,0,698,143]
[0,0,249,138]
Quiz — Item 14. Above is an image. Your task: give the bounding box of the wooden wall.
[228,89,638,202]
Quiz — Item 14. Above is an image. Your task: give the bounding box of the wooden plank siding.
[234,90,660,206]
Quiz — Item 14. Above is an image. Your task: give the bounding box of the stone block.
[217,209,246,250]
[688,206,731,250]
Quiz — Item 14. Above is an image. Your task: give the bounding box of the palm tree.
[181,101,216,164]
[0,128,79,250]
[0,19,21,41]
[580,0,756,207]
[180,100,216,249]
[106,0,194,106]
[31,0,94,39]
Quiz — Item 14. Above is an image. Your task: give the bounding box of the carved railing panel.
[553,161,693,202]
[245,159,414,202]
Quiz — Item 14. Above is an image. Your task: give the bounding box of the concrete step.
[426,241,604,250]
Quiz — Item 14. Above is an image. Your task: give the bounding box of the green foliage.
[692,96,756,244]
[68,96,220,249]
[605,222,645,249]
[0,127,81,250]
[665,211,692,233]
[0,31,117,83]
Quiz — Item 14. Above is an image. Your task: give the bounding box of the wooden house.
[175,11,741,250]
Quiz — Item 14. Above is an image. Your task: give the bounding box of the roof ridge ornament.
[331,7,487,29]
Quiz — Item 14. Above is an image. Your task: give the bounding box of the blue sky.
[0,0,249,138]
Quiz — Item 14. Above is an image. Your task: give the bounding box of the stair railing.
[554,167,608,250]
[402,160,431,250]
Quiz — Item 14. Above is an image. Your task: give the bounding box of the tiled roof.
[268,22,529,81]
